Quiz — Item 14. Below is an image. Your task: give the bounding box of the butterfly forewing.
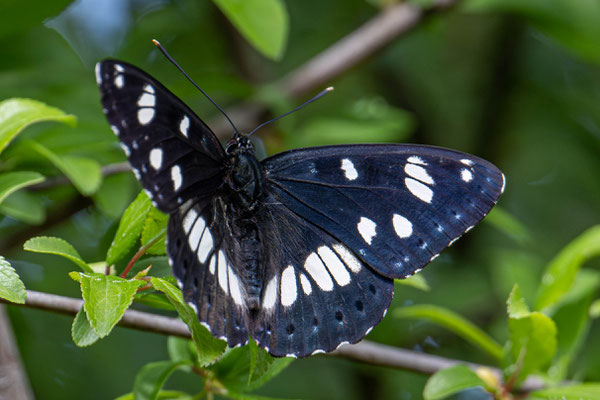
[262,144,505,280]
[96,60,225,213]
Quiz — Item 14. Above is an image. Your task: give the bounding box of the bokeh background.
[1,0,600,398]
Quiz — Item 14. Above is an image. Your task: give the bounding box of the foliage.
[1,0,600,399]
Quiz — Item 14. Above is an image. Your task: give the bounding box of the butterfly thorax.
[225,135,264,210]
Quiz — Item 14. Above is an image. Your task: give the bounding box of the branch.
[1,290,544,392]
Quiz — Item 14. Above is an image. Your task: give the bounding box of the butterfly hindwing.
[262,144,505,280]
[96,60,225,213]
[168,200,249,348]
[250,200,394,357]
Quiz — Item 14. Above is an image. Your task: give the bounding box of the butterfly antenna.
[152,39,240,135]
[247,87,334,137]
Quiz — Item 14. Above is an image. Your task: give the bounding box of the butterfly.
[96,59,505,358]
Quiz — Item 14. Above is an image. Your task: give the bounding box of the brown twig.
[1,290,544,392]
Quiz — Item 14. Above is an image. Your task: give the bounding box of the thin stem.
[0,290,546,392]
[119,228,166,279]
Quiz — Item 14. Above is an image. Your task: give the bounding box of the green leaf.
[151,277,226,366]
[546,269,600,381]
[423,365,487,400]
[0,1,72,38]
[167,336,195,364]
[396,274,431,291]
[133,360,190,400]
[227,392,296,400]
[485,207,531,245]
[212,0,289,60]
[536,225,600,311]
[28,141,102,195]
[106,191,152,266]
[395,305,503,362]
[590,299,600,319]
[0,187,45,224]
[506,285,557,382]
[24,236,93,273]
[141,207,169,255]
[70,272,145,337]
[134,292,176,311]
[248,339,293,391]
[295,99,414,147]
[0,98,76,155]
[0,256,26,304]
[529,383,600,400]
[0,171,45,205]
[93,173,135,219]
[71,308,100,347]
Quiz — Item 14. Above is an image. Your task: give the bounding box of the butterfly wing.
[168,201,250,348]
[249,144,504,356]
[251,199,394,357]
[262,144,505,280]
[96,60,226,213]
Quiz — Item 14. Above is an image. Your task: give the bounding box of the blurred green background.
[1,0,600,398]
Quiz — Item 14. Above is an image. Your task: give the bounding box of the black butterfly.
[96,60,505,358]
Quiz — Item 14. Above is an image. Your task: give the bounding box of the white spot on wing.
[332,244,362,273]
[407,156,427,165]
[182,208,198,233]
[228,267,244,306]
[208,253,216,275]
[95,63,102,84]
[143,84,155,94]
[149,148,163,170]
[392,214,413,238]
[138,108,155,125]
[180,115,190,138]
[405,178,433,203]
[217,250,228,294]
[317,246,350,286]
[299,273,312,295]
[262,276,278,310]
[501,173,506,194]
[341,158,358,180]
[119,143,130,157]
[188,217,205,251]
[460,159,474,166]
[197,228,213,263]
[357,217,377,244]
[114,74,124,88]
[280,266,297,307]
[461,168,473,182]
[137,92,155,107]
[110,125,120,135]
[171,165,182,191]
[114,64,124,72]
[405,163,434,185]
[304,252,334,291]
